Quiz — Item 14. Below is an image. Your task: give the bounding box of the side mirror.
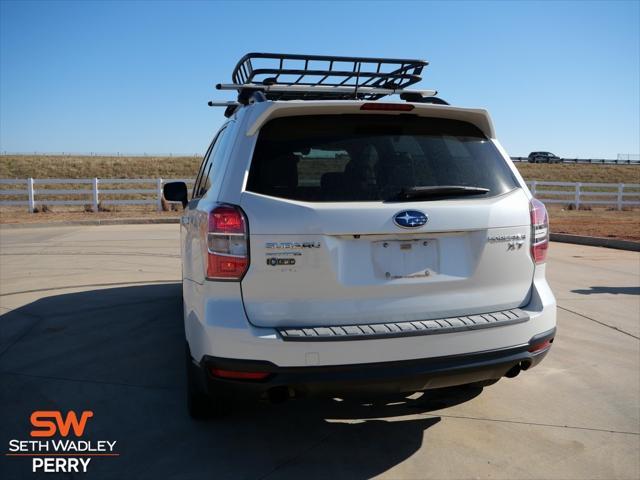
[163,181,188,208]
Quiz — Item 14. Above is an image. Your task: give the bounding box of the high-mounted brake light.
[209,367,270,381]
[202,205,249,280]
[360,103,415,112]
[530,198,549,264]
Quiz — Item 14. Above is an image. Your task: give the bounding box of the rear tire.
[185,344,230,419]
[186,344,212,419]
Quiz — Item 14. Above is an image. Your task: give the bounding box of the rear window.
[246,115,519,202]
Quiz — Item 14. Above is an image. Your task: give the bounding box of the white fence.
[0,178,194,212]
[0,178,638,211]
[526,181,640,209]
[511,157,640,165]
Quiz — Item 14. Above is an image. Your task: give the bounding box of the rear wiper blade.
[395,185,490,200]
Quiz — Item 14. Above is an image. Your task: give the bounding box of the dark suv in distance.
[528,152,562,164]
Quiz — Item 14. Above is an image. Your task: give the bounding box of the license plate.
[372,239,438,279]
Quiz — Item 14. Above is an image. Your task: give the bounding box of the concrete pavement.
[0,225,638,479]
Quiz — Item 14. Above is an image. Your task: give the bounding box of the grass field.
[0,155,201,179]
[1,155,638,241]
[515,163,640,184]
[2,155,640,184]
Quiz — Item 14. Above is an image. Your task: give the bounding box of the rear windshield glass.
[246,115,519,202]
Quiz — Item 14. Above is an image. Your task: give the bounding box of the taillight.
[203,204,249,280]
[530,198,549,264]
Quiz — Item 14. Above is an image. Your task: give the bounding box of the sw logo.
[6,410,118,474]
[30,410,94,437]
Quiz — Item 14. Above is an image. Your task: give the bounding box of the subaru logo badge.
[393,210,428,229]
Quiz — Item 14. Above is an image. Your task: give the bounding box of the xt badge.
[507,240,525,250]
[488,233,526,251]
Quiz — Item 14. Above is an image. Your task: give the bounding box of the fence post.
[530,180,537,197]
[157,178,163,212]
[27,177,35,213]
[92,178,99,212]
[575,182,581,210]
[617,184,624,211]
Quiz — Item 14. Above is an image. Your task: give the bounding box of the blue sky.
[0,0,638,158]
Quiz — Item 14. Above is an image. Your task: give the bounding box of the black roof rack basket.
[225,52,428,101]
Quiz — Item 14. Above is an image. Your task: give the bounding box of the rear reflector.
[528,338,553,353]
[203,204,249,280]
[530,198,549,264]
[360,103,415,111]
[206,255,248,279]
[209,367,270,380]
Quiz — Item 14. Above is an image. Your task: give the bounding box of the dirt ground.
[546,206,639,241]
[0,207,180,225]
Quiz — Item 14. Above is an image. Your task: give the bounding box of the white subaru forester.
[164,53,556,418]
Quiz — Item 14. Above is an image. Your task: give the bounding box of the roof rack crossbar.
[216,83,437,98]
[207,101,240,107]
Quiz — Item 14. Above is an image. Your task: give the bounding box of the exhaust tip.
[267,386,290,404]
[505,365,521,378]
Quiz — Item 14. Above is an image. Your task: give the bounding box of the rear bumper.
[185,271,556,367]
[197,328,555,398]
